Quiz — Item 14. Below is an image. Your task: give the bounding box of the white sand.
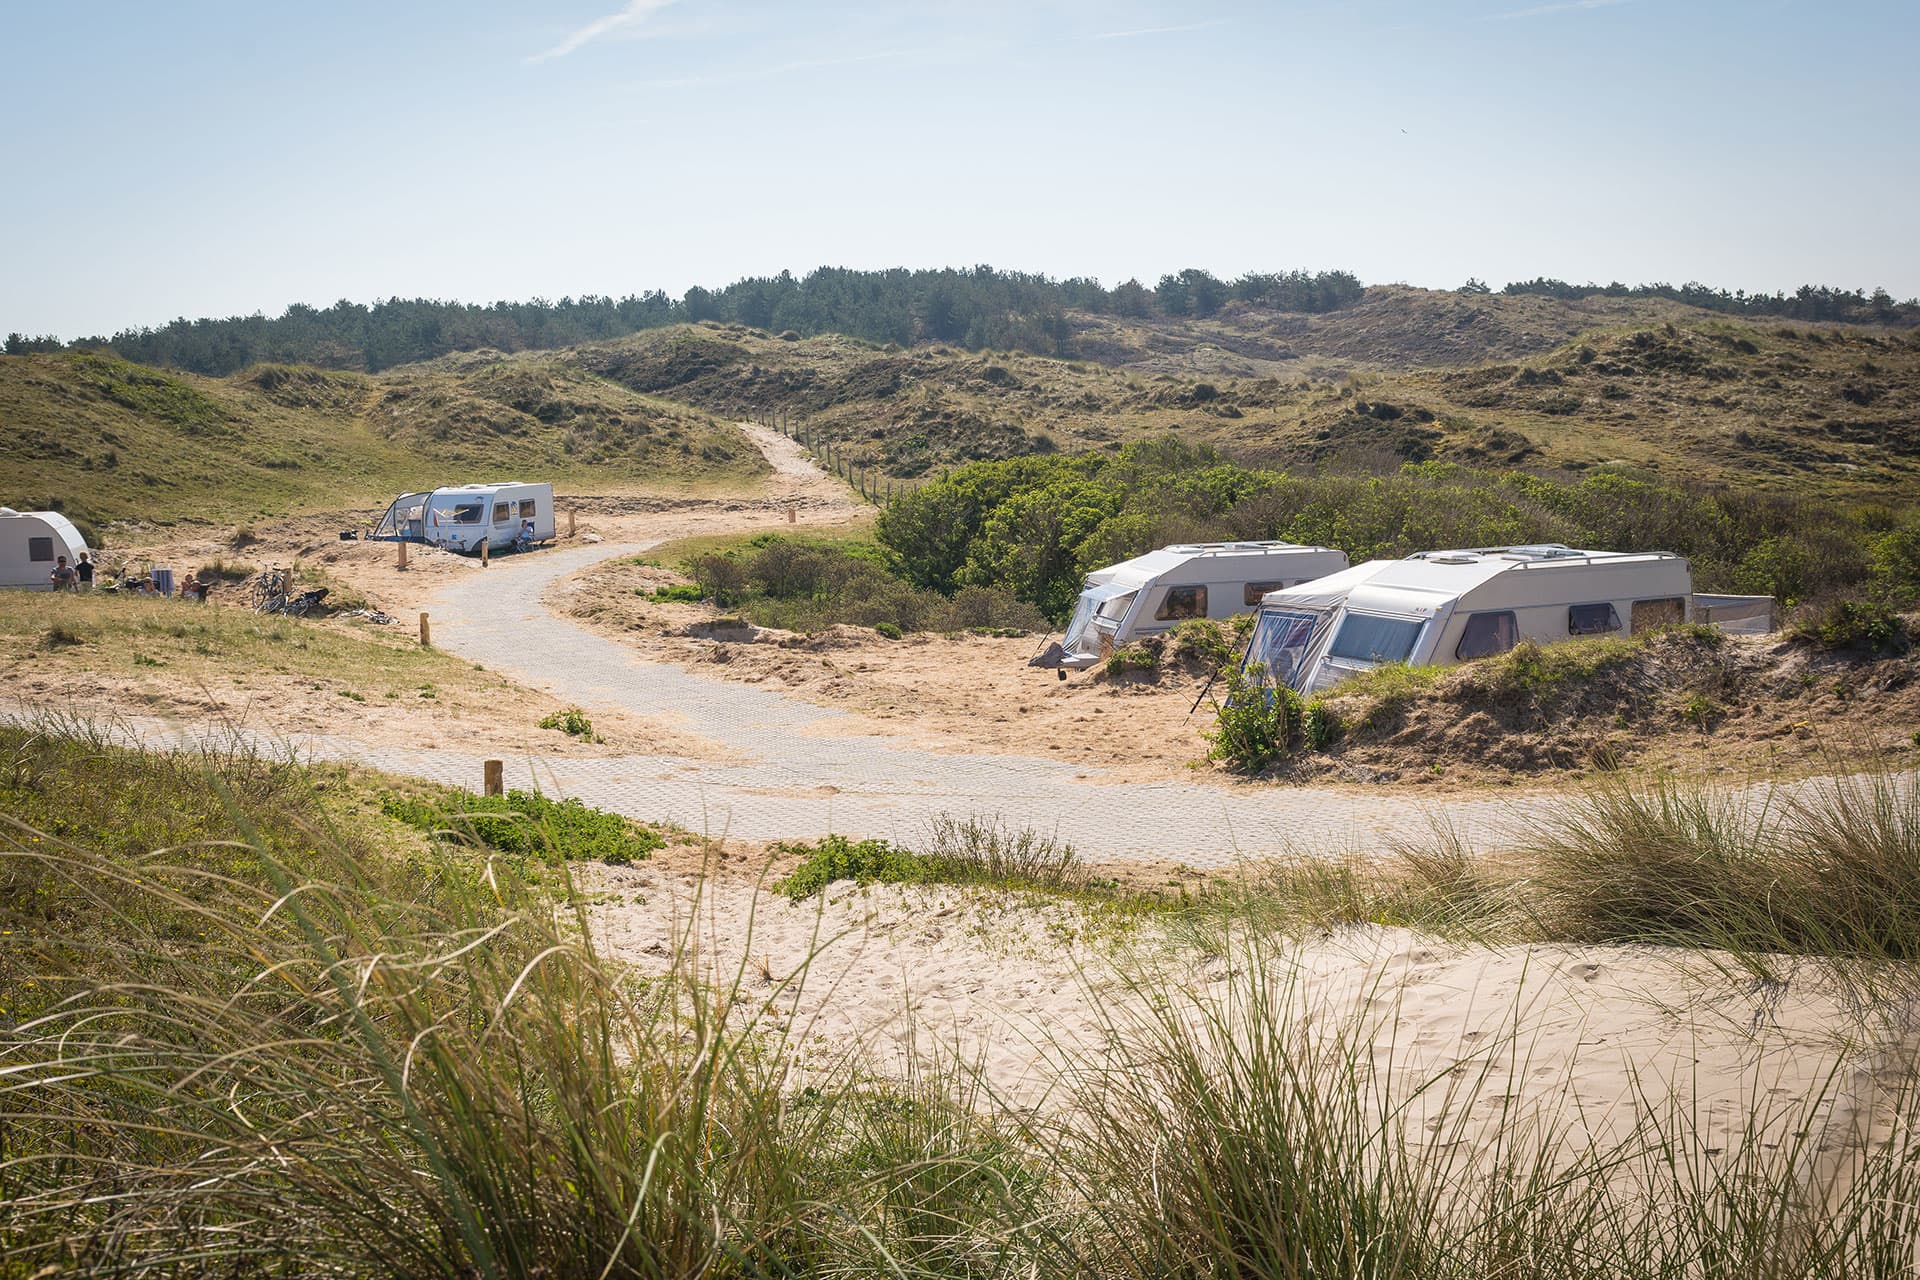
[583,858,1916,1194]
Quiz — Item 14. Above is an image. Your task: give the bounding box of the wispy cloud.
[1486,0,1629,19]
[635,48,912,90]
[1088,17,1229,40]
[530,0,678,62]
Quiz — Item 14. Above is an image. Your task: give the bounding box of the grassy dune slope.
[2,349,769,534]
[568,313,1920,495]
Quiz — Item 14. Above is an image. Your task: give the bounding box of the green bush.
[538,707,597,740]
[1171,618,1232,668]
[773,834,926,899]
[1794,599,1912,654]
[649,582,705,603]
[874,620,904,640]
[1104,642,1158,676]
[1208,670,1305,772]
[1303,697,1341,750]
[382,788,662,866]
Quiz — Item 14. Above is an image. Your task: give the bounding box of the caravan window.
[1456,611,1519,660]
[27,536,55,562]
[1243,581,1287,606]
[451,503,484,524]
[518,498,538,519]
[1569,602,1622,636]
[1155,585,1207,621]
[1630,597,1686,633]
[493,502,512,524]
[1329,613,1424,664]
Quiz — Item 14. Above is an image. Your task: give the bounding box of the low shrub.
[538,706,597,740]
[1302,697,1341,749]
[382,788,662,866]
[874,620,903,640]
[1104,642,1158,676]
[1208,670,1305,772]
[1794,599,1912,654]
[649,582,705,603]
[773,834,925,898]
[1170,617,1232,668]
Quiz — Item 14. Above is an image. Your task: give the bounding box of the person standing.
[75,551,95,591]
[49,555,78,591]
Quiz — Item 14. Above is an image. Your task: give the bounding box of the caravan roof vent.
[1167,544,1207,554]
[1428,552,1481,565]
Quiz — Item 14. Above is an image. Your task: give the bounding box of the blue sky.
[3,0,1915,338]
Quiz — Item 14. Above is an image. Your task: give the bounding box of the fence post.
[483,759,503,797]
[396,539,407,570]
[480,538,489,568]
[568,509,576,538]
[419,612,431,647]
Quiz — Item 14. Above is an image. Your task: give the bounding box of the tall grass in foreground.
[1052,927,1920,1280]
[7,718,1920,1276]
[1528,764,1920,964]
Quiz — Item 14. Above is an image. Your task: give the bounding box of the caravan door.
[1245,607,1326,691]
[1061,581,1138,662]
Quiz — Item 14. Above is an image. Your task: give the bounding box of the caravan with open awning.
[1243,544,1775,695]
[1032,541,1350,672]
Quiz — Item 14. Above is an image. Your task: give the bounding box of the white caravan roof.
[1089,540,1344,588]
[1262,545,1687,614]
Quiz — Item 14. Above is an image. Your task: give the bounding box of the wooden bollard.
[786,503,796,524]
[479,538,489,568]
[483,759,503,797]
[419,612,431,647]
[396,539,408,569]
[567,509,576,538]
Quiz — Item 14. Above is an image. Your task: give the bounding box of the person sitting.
[516,517,537,551]
[76,551,95,591]
[177,570,208,602]
[49,556,79,591]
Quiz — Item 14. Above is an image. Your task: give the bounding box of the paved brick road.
[367,541,1568,867]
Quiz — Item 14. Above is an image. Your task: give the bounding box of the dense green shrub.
[1794,600,1913,654]
[382,789,662,866]
[1104,643,1158,676]
[1208,671,1305,772]
[537,706,597,739]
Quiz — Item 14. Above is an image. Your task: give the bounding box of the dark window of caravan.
[1568,602,1622,635]
[28,537,55,562]
[1455,611,1519,660]
[1328,613,1423,664]
[451,503,484,525]
[1155,585,1207,621]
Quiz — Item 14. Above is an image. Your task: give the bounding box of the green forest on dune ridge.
[0,349,769,537]
[7,266,1914,374]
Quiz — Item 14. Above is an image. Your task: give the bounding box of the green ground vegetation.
[653,531,1046,635]
[0,589,523,707]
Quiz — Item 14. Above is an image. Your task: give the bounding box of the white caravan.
[0,508,89,589]
[1244,544,1774,695]
[1035,541,1351,671]
[372,482,555,554]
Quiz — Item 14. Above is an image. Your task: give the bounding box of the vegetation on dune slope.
[0,348,767,531]
[569,315,1920,493]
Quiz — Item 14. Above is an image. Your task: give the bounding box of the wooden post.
[483,759,503,797]
[396,539,407,569]
[786,503,796,524]
[418,612,431,647]
[567,509,576,538]
[479,538,489,568]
